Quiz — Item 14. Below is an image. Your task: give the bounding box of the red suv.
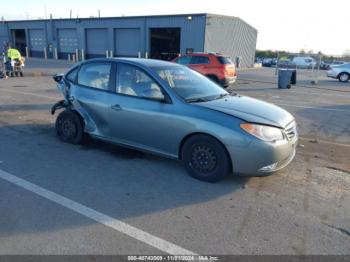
[173,53,237,87]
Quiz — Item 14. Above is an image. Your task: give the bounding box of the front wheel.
[55,110,84,144]
[181,135,231,182]
[338,73,349,82]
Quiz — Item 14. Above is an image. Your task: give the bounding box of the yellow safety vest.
[7,48,21,60]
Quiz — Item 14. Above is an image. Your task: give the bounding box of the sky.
[1,0,350,56]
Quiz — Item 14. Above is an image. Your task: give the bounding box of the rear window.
[78,62,111,90]
[176,56,191,65]
[190,56,210,64]
[217,56,233,65]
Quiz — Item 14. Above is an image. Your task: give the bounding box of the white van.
[292,56,316,69]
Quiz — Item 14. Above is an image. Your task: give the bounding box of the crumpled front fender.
[51,100,69,115]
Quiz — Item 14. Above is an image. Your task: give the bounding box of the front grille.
[284,121,297,142]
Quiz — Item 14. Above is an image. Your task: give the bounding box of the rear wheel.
[338,73,349,82]
[55,110,84,144]
[181,135,230,182]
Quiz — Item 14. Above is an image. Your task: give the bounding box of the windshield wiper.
[185,97,210,103]
[214,93,230,100]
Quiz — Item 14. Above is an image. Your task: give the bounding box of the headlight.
[240,123,284,142]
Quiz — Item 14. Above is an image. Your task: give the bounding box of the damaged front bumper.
[51,100,69,115]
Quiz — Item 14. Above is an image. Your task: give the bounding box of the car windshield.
[152,66,228,102]
[217,56,233,65]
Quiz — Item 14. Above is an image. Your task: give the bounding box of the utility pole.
[44,5,47,19]
[98,9,101,18]
[70,10,72,19]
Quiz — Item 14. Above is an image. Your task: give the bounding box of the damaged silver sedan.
[52,58,297,182]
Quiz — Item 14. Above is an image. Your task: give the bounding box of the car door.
[106,62,179,157]
[73,61,113,136]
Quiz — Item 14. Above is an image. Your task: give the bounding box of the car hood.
[196,95,294,128]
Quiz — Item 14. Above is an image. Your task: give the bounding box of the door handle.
[110,104,122,111]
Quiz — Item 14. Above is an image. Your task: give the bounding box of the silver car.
[327,63,350,82]
[52,58,297,182]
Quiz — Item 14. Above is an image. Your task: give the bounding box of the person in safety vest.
[6,47,21,69]
[7,48,21,61]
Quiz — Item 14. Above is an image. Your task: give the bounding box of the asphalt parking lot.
[0,62,349,255]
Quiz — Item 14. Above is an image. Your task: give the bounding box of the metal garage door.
[57,28,78,59]
[85,28,108,58]
[29,29,46,58]
[114,28,140,57]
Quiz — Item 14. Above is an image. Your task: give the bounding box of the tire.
[181,134,231,182]
[55,110,84,144]
[338,73,349,82]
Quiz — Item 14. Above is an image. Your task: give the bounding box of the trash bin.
[278,69,297,89]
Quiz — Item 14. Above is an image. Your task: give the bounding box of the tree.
[343,49,350,56]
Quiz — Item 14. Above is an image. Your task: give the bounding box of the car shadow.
[0,123,249,236]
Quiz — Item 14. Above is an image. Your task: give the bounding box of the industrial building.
[0,13,257,67]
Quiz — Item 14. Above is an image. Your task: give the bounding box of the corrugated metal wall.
[204,14,257,68]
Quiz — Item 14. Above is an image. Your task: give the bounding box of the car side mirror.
[53,73,64,83]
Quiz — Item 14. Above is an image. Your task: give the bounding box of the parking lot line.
[237,79,350,94]
[0,168,196,255]
[268,102,350,113]
[0,88,60,101]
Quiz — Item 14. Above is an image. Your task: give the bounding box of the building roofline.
[206,13,258,32]
[2,13,208,23]
[2,12,257,32]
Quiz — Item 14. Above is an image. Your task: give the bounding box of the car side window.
[116,63,164,100]
[66,67,78,82]
[78,63,111,90]
[190,56,210,64]
[176,56,191,65]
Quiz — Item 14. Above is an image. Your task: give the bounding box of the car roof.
[83,57,181,68]
[183,53,226,57]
